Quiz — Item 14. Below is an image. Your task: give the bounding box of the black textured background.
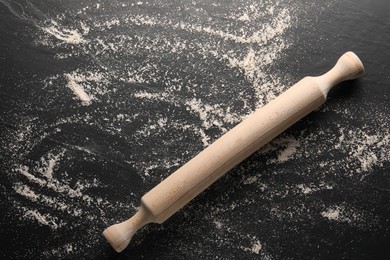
[1,0,389,259]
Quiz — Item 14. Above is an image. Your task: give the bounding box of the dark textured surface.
[1,0,389,259]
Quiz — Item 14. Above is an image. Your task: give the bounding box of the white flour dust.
[2,0,389,258]
[64,71,105,104]
[37,1,293,110]
[321,206,340,221]
[6,1,298,256]
[251,240,262,254]
[22,207,63,229]
[10,149,134,230]
[320,204,379,228]
[66,73,93,104]
[41,19,87,45]
[297,182,333,195]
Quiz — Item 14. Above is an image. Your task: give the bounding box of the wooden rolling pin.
[103,51,364,252]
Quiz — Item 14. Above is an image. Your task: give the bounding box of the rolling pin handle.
[103,206,153,252]
[316,51,365,97]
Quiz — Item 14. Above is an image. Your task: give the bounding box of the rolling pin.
[103,51,364,252]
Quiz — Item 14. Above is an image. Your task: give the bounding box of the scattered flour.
[185,98,239,131]
[251,240,262,254]
[320,204,379,228]
[65,73,93,104]
[2,0,389,258]
[297,182,333,195]
[261,136,301,163]
[300,125,390,176]
[276,138,300,162]
[213,219,223,229]
[242,238,263,255]
[22,207,63,229]
[43,243,76,258]
[11,149,132,230]
[14,184,39,201]
[64,71,106,104]
[321,206,340,221]
[298,184,313,194]
[42,20,86,45]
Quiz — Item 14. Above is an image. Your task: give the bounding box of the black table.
[1,0,389,259]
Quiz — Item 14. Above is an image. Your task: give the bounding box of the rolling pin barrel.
[103,51,365,252]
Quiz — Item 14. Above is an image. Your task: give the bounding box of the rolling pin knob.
[316,51,365,97]
[103,206,152,252]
